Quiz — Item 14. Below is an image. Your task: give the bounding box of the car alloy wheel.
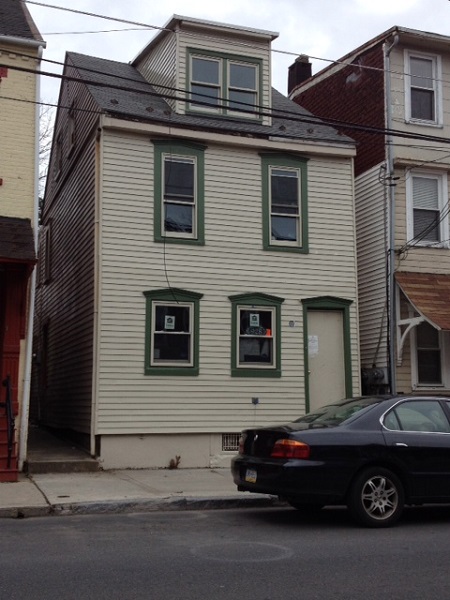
[348,467,404,528]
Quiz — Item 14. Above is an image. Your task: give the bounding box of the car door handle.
[394,442,408,447]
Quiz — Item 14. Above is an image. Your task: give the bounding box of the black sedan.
[231,395,450,527]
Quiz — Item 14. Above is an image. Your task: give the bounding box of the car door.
[382,400,450,500]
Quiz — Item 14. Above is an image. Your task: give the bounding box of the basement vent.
[222,433,240,452]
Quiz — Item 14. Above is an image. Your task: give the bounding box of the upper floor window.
[188,49,261,118]
[261,154,309,253]
[405,51,442,125]
[406,170,449,248]
[153,140,205,245]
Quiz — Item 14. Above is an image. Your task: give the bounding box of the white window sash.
[404,50,442,125]
[162,154,197,239]
[269,166,301,246]
[236,306,276,369]
[151,301,194,367]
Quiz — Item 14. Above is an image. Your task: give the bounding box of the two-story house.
[0,0,45,481]
[33,15,359,470]
[289,27,450,397]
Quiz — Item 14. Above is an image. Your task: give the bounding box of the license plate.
[245,468,257,483]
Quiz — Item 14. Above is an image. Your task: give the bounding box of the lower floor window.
[229,292,284,377]
[416,322,442,385]
[144,288,202,375]
[153,302,193,365]
[238,308,274,365]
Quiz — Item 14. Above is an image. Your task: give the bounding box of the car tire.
[347,467,404,528]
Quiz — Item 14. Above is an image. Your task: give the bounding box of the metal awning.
[396,272,450,331]
[0,216,36,264]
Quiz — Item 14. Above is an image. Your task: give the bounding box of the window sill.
[231,367,281,378]
[264,244,308,254]
[145,366,199,376]
[155,237,205,246]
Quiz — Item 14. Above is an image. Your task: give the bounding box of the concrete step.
[25,458,100,474]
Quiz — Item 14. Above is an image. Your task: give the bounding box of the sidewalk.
[0,468,280,518]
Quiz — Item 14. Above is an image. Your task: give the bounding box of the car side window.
[385,401,450,433]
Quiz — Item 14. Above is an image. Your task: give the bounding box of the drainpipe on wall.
[18,44,44,470]
[384,33,399,395]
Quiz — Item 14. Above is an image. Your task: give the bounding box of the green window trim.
[153,140,206,246]
[143,288,203,376]
[186,48,263,121]
[301,296,353,409]
[229,292,284,378]
[261,153,309,253]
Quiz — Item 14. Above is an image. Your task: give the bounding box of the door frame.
[302,296,353,412]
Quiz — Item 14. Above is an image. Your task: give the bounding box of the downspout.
[18,44,45,470]
[384,33,399,395]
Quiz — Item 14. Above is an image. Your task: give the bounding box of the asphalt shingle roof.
[0,0,43,41]
[0,217,36,263]
[67,52,354,146]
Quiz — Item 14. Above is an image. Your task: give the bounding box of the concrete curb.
[1,494,283,519]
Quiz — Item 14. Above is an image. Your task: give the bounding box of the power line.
[3,57,450,148]
[23,1,450,90]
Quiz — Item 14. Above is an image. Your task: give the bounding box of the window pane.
[413,209,439,242]
[229,63,256,89]
[417,323,441,384]
[164,159,194,199]
[192,57,219,84]
[155,305,190,332]
[191,84,220,107]
[272,216,298,242]
[239,337,273,364]
[411,88,434,120]
[271,173,299,212]
[228,90,256,110]
[154,333,190,362]
[413,177,438,209]
[164,204,193,233]
[410,57,433,89]
[239,309,272,335]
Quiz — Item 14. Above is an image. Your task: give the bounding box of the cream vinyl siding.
[355,165,389,369]
[96,129,359,434]
[134,32,178,111]
[175,27,271,125]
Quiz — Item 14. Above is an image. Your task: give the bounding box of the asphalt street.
[1,505,450,600]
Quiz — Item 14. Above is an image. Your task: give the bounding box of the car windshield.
[295,397,380,427]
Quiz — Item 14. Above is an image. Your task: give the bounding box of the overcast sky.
[26,0,450,104]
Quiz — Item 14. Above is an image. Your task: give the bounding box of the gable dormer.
[132,15,278,126]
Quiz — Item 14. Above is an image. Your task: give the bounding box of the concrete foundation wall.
[99,433,238,470]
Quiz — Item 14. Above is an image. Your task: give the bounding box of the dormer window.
[188,49,261,118]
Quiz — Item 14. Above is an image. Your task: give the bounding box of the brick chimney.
[288,55,312,95]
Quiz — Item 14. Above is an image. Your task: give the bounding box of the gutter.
[384,33,400,395]
[0,35,45,50]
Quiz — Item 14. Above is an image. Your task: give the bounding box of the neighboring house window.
[415,322,442,386]
[188,49,261,117]
[406,170,448,247]
[54,132,63,180]
[67,101,76,155]
[229,292,284,377]
[405,51,442,124]
[44,221,52,283]
[143,288,203,375]
[153,140,205,245]
[261,154,308,253]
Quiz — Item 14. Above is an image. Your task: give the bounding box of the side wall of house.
[0,42,38,219]
[32,67,99,440]
[355,164,389,373]
[291,44,386,177]
[95,128,360,467]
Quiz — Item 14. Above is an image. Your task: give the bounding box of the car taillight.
[271,439,310,459]
[238,435,246,455]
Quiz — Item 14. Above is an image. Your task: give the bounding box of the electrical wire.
[4,58,450,148]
